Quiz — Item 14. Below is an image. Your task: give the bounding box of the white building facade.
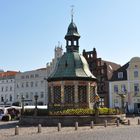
[0,71,18,106]
[15,69,47,105]
[109,57,140,113]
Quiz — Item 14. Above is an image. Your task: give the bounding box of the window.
[41,81,44,86]
[26,75,29,79]
[30,92,33,99]
[134,70,138,78]
[118,72,123,79]
[134,83,139,94]
[26,93,29,99]
[35,74,39,78]
[17,94,19,99]
[5,87,8,92]
[10,86,12,91]
[26,82,29,87]
[99,97,105,107]
[114,85,118,93]
[10,95,12,101]
[30,82,33,87]
[121,85,126,92]
[64,85,74,103]
[74,41,76,45]
[1,87,4,92]
[78,86,87,103]
[17,84,19,88]
[1,96,4,102]
[41,92,44,98]
[21,76,24,79]
[35,81,38,87]
[21,83,24,88]
[53,86,61,103]
[30,74,34,78]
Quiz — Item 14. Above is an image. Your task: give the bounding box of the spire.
[65,6,80,53]
[71,5,74,23]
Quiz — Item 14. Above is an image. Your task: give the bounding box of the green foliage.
[49,109,94,116]
[2,114,11,121]
[99,108,116,115]
[23,108,120,116]
[49,108,119,116]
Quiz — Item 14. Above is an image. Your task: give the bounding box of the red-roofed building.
[0,71,19,106]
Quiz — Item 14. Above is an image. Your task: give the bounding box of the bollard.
[104,120,107,127]
[138,119,140,125]
[38,124,42,133]
[58,123,61,132]
[15,125,19,135]
[75,122,78,130]
[133,114,135,118]
[116,120,120,127]
[90,121,94,129]
[128,120,131,125]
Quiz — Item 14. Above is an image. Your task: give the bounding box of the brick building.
[83,48,120,107]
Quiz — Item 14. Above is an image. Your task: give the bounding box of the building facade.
[15,69,47,105]
[109,57,140,113]
[83,48,120,107]
[0,71,18,106]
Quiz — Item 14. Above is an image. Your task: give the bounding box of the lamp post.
[34,95,38,116]
[21,95,25,115]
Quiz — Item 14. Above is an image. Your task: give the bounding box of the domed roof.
[65,21,80,39]
[48,52,96,81]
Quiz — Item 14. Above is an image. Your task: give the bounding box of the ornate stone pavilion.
[47,17,97,110]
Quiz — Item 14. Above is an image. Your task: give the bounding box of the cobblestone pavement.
[0,117,140,140]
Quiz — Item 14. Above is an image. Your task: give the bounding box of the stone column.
[61,81,64,104]
[51,82,54,103]
[87,82,90,108]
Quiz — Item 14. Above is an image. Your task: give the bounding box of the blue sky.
[0,0,140,72]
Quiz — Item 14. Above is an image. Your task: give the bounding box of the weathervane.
[71,5,74,22]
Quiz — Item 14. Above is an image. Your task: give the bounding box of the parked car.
[0,107,6,120]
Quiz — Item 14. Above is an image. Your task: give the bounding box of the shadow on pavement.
[0,121,19,129]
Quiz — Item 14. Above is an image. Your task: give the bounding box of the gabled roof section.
[110,62,129,81]
[102,60,121,80]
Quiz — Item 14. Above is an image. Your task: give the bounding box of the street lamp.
[34,95,38,116]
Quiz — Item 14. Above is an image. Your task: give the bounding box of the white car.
[0,113,5,120]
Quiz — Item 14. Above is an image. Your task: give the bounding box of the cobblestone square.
[0,117,140,140]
